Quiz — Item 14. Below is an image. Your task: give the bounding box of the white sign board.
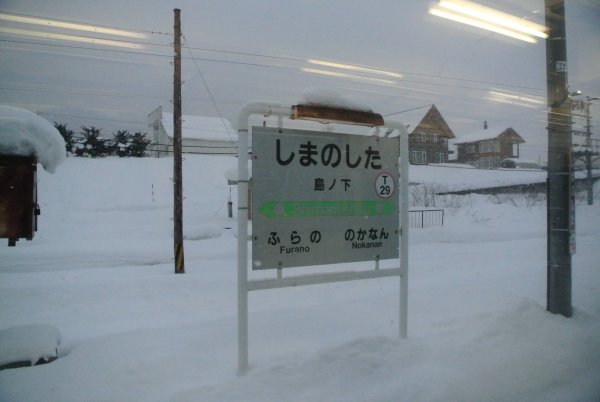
[252,126,399,269]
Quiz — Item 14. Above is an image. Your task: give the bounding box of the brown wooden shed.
[0,154,40,246]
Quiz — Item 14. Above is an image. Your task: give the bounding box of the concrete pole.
[545,0,572,317]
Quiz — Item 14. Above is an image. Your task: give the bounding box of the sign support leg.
[237,128,249,375]
[399,129,409,339]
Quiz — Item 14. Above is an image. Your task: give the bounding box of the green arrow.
[258,200,395,218]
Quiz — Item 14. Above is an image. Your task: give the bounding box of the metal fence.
[409,209,444,228]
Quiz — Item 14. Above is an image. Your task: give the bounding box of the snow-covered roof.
[386,104,454,139]
[453,128,503,144]
[411,105,455,139]
[0,105,65,173]
[161,112,235,142]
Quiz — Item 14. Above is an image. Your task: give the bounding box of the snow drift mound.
[0,105,65,173]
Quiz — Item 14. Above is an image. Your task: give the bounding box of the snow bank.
[298,88,373,112]
[0,324,61,367]
[410,164,547,191]
[0,105,65,173]
[184,224,222,241]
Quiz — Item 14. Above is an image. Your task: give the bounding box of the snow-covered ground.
[1,155,599,402]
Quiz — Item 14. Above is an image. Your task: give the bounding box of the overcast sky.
[1,0,599,161]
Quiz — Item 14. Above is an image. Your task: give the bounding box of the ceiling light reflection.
[307,59,402,78]
[429,0,548,44]
[429,7,538,43]
[0,13,147,39]
[486,90,545,108]
[301,67,396,85]
[438,0,547,39]
[0,27,144,49]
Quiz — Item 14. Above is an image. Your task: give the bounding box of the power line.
[0,85,167,100]
[0,12,548,92]
[0,38,173,58]
[183,45,545,92]
[0,30,174,48]
[1,38,547,94]
[182,34,233,140]
[184,45,305,63]
[384,104,433,117]
[0,84,248,106]
[0,38,303,71]
[37,111,147,127]
[0,11,170,37]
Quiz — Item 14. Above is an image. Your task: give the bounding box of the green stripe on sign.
[258,200,395,218]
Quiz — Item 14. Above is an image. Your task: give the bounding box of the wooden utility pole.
[173,8,185,274]
[545,0,571,316]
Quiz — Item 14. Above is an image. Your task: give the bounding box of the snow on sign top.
[298,88,373,113]
[0,105,66,173]
[161,112,235,142]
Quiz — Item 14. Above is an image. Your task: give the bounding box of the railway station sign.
[252,126,399,269]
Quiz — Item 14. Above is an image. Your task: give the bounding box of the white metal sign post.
[236,103,409,375]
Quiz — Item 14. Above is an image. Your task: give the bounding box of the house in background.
[147,106,236,157]
[454,122,525,169]
[407,104,455,165]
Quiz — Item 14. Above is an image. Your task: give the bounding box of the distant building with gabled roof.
[407,104,456,165]
[147,106,236,157]
[454,122,525,169]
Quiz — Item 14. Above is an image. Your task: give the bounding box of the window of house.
[429,133,438,143]
[434,152,444,163]
[415,133,426,142]
[441,138,448,146]
[410,150,427,164]
[479,140,499,153]
[467,144,476,153]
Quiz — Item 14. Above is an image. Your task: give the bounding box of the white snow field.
[1,155,599,402]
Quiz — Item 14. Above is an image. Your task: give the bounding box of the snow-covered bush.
[409,183,471,212]
[77,126,110,157]
[112,130,132,157]
[129,132,151,157]
[489,191,546,207]
[53,122,75,156]
[53,124,152,158]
